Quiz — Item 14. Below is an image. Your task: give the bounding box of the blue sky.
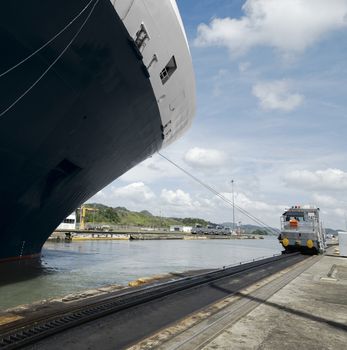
[90,0,347,229]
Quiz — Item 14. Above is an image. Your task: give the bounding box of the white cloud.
[284,168,347,191]
[252,80,304,111]
[311,193,337,207]
[220,192,274,211]
[112,182,155,202]
[215,191,285,227]
[212,69,229,97]
[94,190,106,199]
[238,61,251,72]
[332,208,346,218]
[160,188,194,207]
[184,147,227,168]
[119,155,182,183]
[195,0,347,56]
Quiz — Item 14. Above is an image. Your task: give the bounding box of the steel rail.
[0,253,303,350]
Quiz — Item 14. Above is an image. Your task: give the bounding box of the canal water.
[0,237,281,310]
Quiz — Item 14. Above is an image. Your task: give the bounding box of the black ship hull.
[0,0,163,261]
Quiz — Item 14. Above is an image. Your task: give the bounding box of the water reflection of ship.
[0,258,51,286]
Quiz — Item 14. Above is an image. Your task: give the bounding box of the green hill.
[79,203,212,228]
[222,222,279,235]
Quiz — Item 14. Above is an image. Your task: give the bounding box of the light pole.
[231,180,235,234]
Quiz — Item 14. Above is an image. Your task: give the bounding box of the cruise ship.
[0,0,195,261]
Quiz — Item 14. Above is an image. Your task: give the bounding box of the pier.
[50,229,265,241]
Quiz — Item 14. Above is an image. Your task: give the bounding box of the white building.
[169,225,192,233]
[57,212,76,230]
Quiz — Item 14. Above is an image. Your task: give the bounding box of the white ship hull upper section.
[112,0,196,146]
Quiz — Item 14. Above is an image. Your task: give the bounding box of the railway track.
[0,253,306,350]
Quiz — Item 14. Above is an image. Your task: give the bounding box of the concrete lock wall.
[338,231,347,257]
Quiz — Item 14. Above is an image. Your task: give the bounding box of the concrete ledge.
[202,255,347,350]
[129,254,347,350]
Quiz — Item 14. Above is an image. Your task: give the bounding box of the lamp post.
[231,180,235,234]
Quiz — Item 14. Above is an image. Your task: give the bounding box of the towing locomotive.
[278,205,326,254]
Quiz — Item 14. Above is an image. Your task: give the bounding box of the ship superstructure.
[0,0,195,261]
[278,205,326,254]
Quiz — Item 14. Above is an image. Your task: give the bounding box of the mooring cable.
[0,0,100,118]
[158,152,278,235]
[0,0,96,79]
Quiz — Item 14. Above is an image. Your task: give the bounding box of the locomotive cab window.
[160,56,177,84]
